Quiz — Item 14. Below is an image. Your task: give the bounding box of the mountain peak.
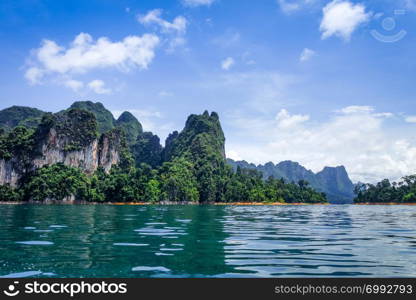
[69,101,115,134]
[115,111,143,145]
[71,100,105,109]
[117,111,137,123]
[0,106,46,131]
[318,165,349,177]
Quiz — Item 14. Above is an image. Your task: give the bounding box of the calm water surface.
[0,205,415,278]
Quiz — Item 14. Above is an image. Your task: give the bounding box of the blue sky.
[1,0,416,182]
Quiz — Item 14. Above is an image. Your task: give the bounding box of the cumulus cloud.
[320,0,371,41]
[24,32,160,85]
[138,9,187,34]
[226,106,416,183]
[138,9,187,52]
[64,79,84,92]
[182,0,215,7]
[275,109,310,128]
[88,80,111,94]
[25,67,44,85]
[299,48,315,62]
[221,57,235,70]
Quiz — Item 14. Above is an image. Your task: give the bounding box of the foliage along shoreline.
[354,175,416,204]
[0,103,327,204]
[0,201,331,205]
[1,200,415,205]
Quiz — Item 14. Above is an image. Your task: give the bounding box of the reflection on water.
[0,205,415,278]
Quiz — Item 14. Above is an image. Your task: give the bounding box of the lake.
[0,204,415,278]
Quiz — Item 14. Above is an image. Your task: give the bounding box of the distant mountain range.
[227,159,355,204]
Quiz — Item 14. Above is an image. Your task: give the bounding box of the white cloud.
[25,67,44,85]
[277,0,319,14]
[221,57,235,70]
[138,9,187,52]
[88,80,111,94]
[182,0,215,7]
[225,106,416,183]
[64,79,84,92]
[299,48,315,62]
[227,150,243,161]
[275,109,310,128]
[278,0,302,13]
[25,32,159,84]
[405,116,416,123]
[320,0,371,41]
[337,105,374,114]
[138,9,187,34]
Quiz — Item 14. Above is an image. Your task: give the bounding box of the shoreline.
[1,201,416,205]
[0,201,328,205]
[355,202,416,205]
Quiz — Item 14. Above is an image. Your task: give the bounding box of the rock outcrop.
[164,110,226,162]
[0,108,123,187]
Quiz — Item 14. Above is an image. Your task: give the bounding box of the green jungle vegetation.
[0,102,328,203]
[354,176,416,203]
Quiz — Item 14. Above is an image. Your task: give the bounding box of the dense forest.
[354,176,416,203]
[227,159,354,204]
[0,102,327,204]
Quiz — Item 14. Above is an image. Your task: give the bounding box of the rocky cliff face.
[0,159,20,187]
[316,166,354,203]
[0,109,123,187]
[31,128,119,174]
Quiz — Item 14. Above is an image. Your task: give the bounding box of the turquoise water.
[0,205,416,278]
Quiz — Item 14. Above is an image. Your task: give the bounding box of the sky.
[1,0,416,183]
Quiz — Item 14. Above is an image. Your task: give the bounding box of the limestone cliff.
[0,109,123,187]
